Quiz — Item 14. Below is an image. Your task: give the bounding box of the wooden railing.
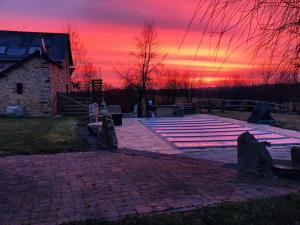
[197,99,295,114]
[57,93,89,114]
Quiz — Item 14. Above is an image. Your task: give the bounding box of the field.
[211,111,300,132]
[0,116,87,156]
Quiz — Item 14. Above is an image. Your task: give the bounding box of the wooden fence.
[197,99,295,114]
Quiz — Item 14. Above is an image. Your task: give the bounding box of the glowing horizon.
[0,0,264,87]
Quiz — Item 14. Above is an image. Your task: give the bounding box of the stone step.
[273,164,300,180]
[62,111,88,116]
[272,159,300,180]
[62,107,87,111]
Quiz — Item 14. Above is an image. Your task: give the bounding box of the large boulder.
[88,103,99,123]
[291,146,300,169]
[247,102,276,125]
[237,132,274,176]
[99,114,118,150]
[87,122,102,135]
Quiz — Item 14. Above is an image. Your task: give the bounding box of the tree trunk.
[137,88,143,117]
[137,88,147,118]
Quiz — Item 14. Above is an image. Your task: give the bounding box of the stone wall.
[0,54,71,116]
[49,54,71,114]
[0,57,52,116]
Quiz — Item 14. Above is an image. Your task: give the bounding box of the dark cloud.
[0,0,199,30]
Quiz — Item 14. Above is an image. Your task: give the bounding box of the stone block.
[237,131,274,177]
[291,146,300,168]
[99,114,118,150]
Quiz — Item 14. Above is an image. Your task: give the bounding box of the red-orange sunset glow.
[0,0,264,87]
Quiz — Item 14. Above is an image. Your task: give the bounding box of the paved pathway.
[116,118,181,154]
[0,151,299,225]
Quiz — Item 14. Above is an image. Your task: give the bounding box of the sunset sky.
[0,0,257,87]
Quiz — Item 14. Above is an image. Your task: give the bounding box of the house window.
[16,83,23,94]
[0,46,7,54]
[28,47,41,54]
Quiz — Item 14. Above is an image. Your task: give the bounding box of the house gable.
[0,30,74,116]
[0,56,52,116]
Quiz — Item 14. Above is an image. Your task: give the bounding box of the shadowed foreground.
[0,150,299,225]
[63,193,300,225]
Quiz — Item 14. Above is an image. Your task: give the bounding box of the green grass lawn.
[0,116,87,156]
[62,192,300,225]
[211,111,300,132]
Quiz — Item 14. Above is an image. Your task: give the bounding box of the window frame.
[0,46,7,55]
[16,83,23,94]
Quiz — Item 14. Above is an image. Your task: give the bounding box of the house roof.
[0,51,64,78]
[0,30,73,65]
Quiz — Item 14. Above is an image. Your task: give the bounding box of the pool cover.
[142,118,300,150]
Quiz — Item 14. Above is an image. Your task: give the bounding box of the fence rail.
[197,99,295,114]
[57,93,89,114]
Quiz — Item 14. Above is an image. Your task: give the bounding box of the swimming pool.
[142,118,300,150]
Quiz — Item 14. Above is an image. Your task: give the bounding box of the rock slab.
[99,114,118,150]
[87,122,102,135]
[291,146,300,169]
[237,131,274,176]
[247,102,276,125]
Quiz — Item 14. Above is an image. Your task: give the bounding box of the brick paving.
[1,150,300,225]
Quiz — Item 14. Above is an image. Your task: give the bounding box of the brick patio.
[0,150,299,225]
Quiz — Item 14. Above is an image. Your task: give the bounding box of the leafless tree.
[81,63,99,91]
[158,69,182,89]
[178,72,196,102]
[275,70,291,84]
[65,24,88,80]
[184,0,300,82]
[158,69,182,103]
[102,83,116,91]
[256,67,275,100]
[65,24,100,91]
[117,21,164,117]
[159,70,204,103]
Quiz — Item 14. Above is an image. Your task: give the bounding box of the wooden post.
[196,101,201,113]
[208,99,211,113]
[221,99,225,112]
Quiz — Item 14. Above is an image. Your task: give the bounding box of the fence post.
[221,99,225,112]
[208,99,211,113]
[56,92,61,114]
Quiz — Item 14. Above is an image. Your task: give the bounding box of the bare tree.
[158,69,182,104]
[184,0,300,81]
[256,67,275,100]
[81,63,99,91]
[65,24,87,80]
[179,72,204,102]
[65,24,100,91]
[159,70,204,103]
[102,83,116,91]
[117,21,164,117]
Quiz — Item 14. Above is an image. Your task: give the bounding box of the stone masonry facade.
[0,56,71,116]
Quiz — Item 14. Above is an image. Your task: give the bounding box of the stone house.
[0,30,73,116]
